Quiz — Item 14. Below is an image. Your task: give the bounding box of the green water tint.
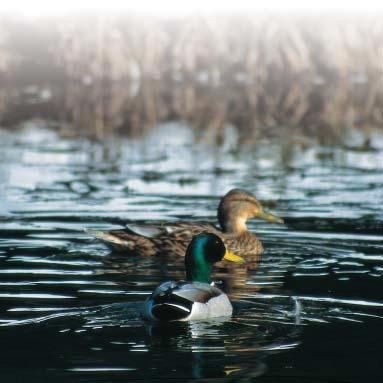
[0,124,382,382]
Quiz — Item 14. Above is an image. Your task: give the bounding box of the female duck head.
[184,232,244,283]
[217,188,284,234]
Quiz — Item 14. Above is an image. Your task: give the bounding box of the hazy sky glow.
[1,0,383,15]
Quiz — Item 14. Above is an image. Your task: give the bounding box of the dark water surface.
[0,123,383,383]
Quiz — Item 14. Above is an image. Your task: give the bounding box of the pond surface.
[0,122,383,383]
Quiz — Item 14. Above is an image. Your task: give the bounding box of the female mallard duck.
[143,232,244,321]
[88,188,283,258]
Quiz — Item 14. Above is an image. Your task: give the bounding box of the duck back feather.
[144,281,232,321]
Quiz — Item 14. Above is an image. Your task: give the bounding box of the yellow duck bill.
[257,210,284,224]
[223,250,245,264]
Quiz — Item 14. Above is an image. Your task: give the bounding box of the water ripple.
[1,126,383,381]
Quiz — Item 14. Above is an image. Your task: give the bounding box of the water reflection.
[0,297,302,381]
[0,123,382,381]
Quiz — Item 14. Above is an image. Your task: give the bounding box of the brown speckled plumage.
[88,189,283,258]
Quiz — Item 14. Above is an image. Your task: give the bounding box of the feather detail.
[125,224,166,238]
[171,282,222,303]
[143,280,232,321]
[85,229,133,248]
[87,221,262,257]
[86,189,283,258]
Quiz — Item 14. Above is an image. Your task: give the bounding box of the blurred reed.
[0,13,382,141]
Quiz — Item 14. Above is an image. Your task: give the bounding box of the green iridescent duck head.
[217,189,284,234]
[184,233,244,283]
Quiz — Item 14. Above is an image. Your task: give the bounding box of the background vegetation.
[0,13,382,142]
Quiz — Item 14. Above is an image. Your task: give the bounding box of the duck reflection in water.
[101,249,265,296]
[144,312,300,381]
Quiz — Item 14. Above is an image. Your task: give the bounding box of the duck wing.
[85,228,158,254]
[126,221,220,238]
[124,223,166,238]
[169,282,222,303]
[87,221,222,256]
[127,223,263,258]
[146,281,222,321]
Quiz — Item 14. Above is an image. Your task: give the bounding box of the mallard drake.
[88,188,283,258]
[143,232,244,321]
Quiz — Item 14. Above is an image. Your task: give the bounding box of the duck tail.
[151,303,191,321]
[85,229,135,252]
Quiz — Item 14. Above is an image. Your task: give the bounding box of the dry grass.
[0,13,382,141]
